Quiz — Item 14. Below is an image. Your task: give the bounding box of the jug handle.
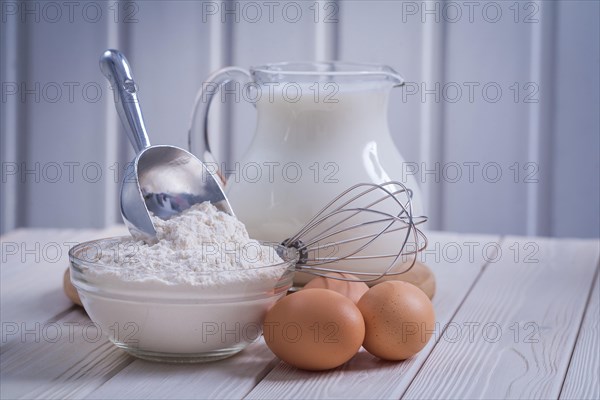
[188,67,252,183]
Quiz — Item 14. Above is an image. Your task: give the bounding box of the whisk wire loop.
[283,181,428,283]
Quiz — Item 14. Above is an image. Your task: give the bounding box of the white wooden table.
[1,227,598,400]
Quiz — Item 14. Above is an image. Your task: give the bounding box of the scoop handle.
[100,49,151,153]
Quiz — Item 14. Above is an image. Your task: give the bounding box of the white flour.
[75,202,292,359]
[89,202,285,290]
[102,203,283,286]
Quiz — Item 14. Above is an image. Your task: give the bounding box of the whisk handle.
[282,239,309,264]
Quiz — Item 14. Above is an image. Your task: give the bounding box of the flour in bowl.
[70,202,295,359]
[87,202,286,288]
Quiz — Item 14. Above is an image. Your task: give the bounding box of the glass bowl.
[69,237,297,363]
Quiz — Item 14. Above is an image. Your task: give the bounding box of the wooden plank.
[525,0,556,236]
[337,1,429,226]
[20,8,112,230]
[439,3,543,235]
[1,227,134,399]
[228,0,316,164]
[243,232,501,399]
[1,227,128,332]
[0,308,133,400]
[338,0,425,167]
[0,4,22,235]
[85,338,277,400]
[560,268,600,400]
[0,227,309,399]
[403,237,600,399]
[127,0,212,151]
[550,0,600,237]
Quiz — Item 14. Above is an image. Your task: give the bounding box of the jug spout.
[382,66,404,87]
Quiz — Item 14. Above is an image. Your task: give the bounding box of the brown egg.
[63,268,82,306]
[303,273,369,304]
[263,288,365,371]
[357,281,435,361]
[369,261,436,299]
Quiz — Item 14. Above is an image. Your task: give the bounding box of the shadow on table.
[251,348,406,383]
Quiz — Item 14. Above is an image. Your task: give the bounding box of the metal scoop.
[100,49,234,241]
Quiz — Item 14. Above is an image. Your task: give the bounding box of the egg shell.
[368,261,436,299]
[263,288,365,371]
[303,273,369,304]
[357,281,435,361]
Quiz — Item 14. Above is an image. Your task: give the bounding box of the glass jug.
[190,62,424,283]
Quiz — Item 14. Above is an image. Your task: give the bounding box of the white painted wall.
[1,0,598,238]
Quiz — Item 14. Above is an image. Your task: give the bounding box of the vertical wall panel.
[203,0,235,169]
[1,0,598,238]
[419,5,446,230]
[551,0,600,237]
[128,1,212,150]
[227,1,317,165]
[0,6,22,234]
[337,1,431,224]
[525,0,556,237]
[315,0,339,60]
[108,1,214,224]
[338,1,425,166]
[440,2,535,235]
[102,8,132,227]
[21,1,112,229]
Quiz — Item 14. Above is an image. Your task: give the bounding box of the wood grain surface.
[244,233,502,399]
[1,227,127,330]
[402,237,600,399]
[1,309,133,399]
[1,227,129,399]
[86,338,278,400]
[1,229,598,400]
[560,268,600,400]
